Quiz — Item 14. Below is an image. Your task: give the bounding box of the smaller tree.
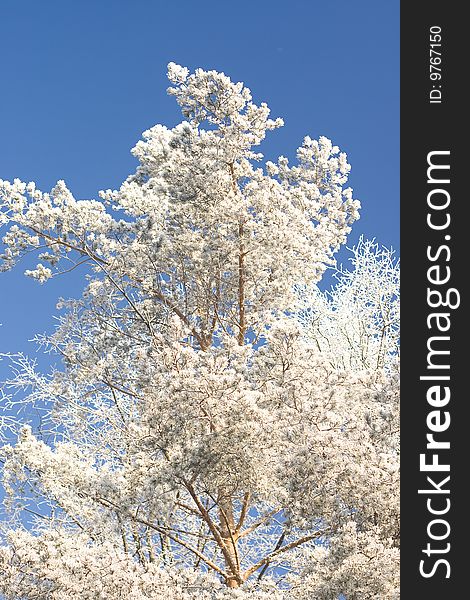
[293,238,400,599]
[297,237,400,372]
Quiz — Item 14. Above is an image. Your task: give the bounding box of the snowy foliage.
[0,65,398,598]
[297,238,400,372]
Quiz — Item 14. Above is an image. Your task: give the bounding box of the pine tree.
[0,64,398,599]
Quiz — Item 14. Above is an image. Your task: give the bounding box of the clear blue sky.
[0,0,399,369]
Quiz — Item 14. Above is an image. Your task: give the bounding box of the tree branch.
[243,530,326,581]
[235,492,251,534]
[237,507,282,539]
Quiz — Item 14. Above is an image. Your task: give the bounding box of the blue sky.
[0,0,399,369]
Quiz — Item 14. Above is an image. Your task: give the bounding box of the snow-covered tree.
[0,64,398,599]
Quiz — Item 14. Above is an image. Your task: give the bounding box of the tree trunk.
[218,493,241,587]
